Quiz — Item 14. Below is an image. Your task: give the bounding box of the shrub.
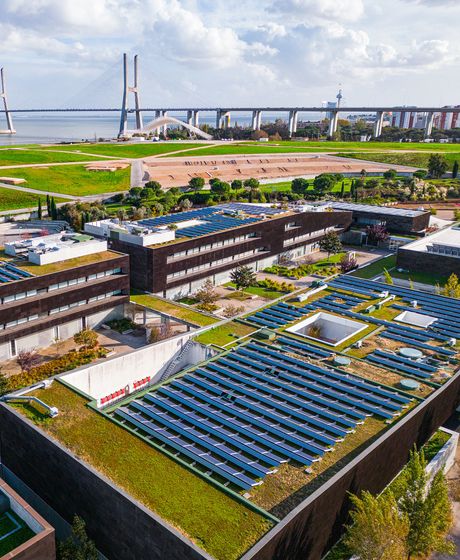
[106,318,137,333]
[7,348,107,392]
[196,302,219,313]
[222,304,245,318]
[17,349,41,372]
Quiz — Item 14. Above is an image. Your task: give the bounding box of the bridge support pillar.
[373,111,384,138]
[216,110,223,129]
[187,110,193,126]
[132,54,143,130]
[425,111,434,138]
[192,110,200,128]
[328,110,339,137]
[222,111,231,129]
[252,110,262,130]
[0,67,15,134]
[118,53,129,138]
[288,110,298,136]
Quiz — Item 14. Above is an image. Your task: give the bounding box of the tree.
[129,187,142,198]
[413,169,427,180]
[210,181,231,196]
[442,273,460,298]
[291,178,309,195]
[231,179,243,191]
[37,198,43,220]
[383,169,397,180]
[73,329,98,350]
[392,448,455,559]
[144,180,162,196]
[116,209,127,224]
[366,224,389,245]
[178,198,193,212]
[313,173,336,194]
[46,194,51,216]
[344,491,409,560]
[50,196,58,220]
[340,253,358,273]
[57,515,98,560]
[16,350,41,372]
[383,268,394,285]
[194,279,218,305]
[230,265,257,291]
[453,160,459,179]
[428,154,448,178]
[189,177,205,191]
[319,231,342,260]
[243,178,260,191]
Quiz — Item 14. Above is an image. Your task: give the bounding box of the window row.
[283,227,335,247]
[1,290,122,331]
[166,233,258,262]
[1,268,122,305]
[166,248,262,280]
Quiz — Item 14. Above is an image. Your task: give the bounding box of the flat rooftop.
[9,274,460,559]
[331,202,428,218]
[401,225,460,255]
[5,232,109,267]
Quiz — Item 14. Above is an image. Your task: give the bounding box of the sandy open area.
[143,152,417,188]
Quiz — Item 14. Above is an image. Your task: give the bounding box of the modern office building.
[397,224,460,277]
[0,232,129,360]
[330,202,430,234]
[85,203,352,299]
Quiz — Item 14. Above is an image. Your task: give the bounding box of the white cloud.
[268,0,364,22]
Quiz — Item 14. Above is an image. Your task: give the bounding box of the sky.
[1,0,459,109]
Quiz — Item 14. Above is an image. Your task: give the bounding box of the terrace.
[7,273,460,560]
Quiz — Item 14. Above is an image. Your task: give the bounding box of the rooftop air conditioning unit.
[354,340,363,348]
[379,291,389,298]
[448,338,457,347]
[411,300,417,308]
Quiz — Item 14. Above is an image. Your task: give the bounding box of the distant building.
[0,232,129,360]
[85,203,352,299]
[397,224,460,277]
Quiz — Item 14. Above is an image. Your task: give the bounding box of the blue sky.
[1,0,458,108]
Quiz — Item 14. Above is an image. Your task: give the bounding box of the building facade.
[0,235,129,361]
[86,204,352,299]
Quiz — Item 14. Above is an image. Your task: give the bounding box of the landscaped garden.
[194,321,258,347]
[0,510,35,557]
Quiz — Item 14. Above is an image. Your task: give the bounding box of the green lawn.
[15,382,271,560]
[130,293,220,326]
[390,268,449,287]
[0,148,104,166]
[0,186,65,212]
[0,510,35,557]
[38,142,206,158]
[226,282,294,300]
[351,254,397,278]
[194,321,258,347]
[3,165,131,196]
[337,151,460,170]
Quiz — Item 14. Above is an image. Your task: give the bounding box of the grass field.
[338,151,460,170]
[0,148,104,166]
[15,382,271,560]
[0,511,35,557]
[4,165,131,196]
[0,186,65,212]
[194,321,258,347]
[130,293,220,326]
[37,142,206,158]
[351,254,397,278]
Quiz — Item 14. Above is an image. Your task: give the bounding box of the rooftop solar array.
[330,275,460,341]
[114,341,411,490]
[0,262,34,284]
[175,216,260,239]
[331,202,427,218]
[138,207,217,228]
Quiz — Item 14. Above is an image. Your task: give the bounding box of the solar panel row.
[115,341,411,490]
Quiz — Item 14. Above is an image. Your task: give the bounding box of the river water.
[0,112,323,146]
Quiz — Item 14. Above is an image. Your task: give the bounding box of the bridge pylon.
[118,53,143,138]
[0,67,15,134]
